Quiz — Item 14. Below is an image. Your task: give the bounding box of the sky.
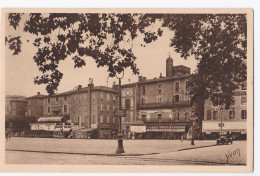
[5,13,198,97]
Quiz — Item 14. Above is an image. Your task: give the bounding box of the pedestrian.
[60,128,63,139]
[181,134,183,142]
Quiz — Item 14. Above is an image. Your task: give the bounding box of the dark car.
[216,132,233,145]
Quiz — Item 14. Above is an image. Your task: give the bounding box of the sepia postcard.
[0,8,253,172]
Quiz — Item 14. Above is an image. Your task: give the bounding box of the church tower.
[166,54,173,77]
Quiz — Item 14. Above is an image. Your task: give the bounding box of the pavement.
[5,137,247,165]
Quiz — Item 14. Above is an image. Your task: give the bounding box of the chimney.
[78,85,82,90]
[37,92,40,95]
[159,73,163,78]
[138,76,143,82]
[143,77,147,81]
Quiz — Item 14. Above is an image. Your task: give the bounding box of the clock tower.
[166,54,173,77]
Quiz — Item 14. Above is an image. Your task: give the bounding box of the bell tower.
[166,54,173,77]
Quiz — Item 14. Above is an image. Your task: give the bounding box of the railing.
[137,101,191,110]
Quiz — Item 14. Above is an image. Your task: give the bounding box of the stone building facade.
[26,92,45,118]
[40,82,119,139]
[202,82,247,139]
[121,55,198,139]
[5,95,27,118]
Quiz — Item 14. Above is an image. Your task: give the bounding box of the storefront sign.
[146,128,185,132]
[202,120,247,133]
[130,126,146,133]
[115,109,126,117]
[203,129,247,133]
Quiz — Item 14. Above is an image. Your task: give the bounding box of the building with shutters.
[41,81,119,139]
[5,95,27,118]
[121,55,202,139]
[27,92,45,118]
[202,82,247,140]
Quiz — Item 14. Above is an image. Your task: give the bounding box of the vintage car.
[216,132,233,145]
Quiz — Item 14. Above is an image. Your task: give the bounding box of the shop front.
[202,120,247,140]
[129,125,146,139]
[146,124,187,139]
[99,125,112,139]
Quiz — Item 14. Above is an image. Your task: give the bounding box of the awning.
[37,116,63,122]
[74,128,97,132]
[54,128,71,132]
[146,129,185,132]
[203,129,247,133]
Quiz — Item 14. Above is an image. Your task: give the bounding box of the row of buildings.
[5,55,247,140]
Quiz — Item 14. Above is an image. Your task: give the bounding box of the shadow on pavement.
[5,149,159,157]
[177,144,218,151]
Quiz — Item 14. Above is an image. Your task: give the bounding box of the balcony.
[137,101,191,110]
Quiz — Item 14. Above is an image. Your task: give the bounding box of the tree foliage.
[6,13,247,108]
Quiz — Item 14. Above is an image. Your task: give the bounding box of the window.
[107,116,110,124]
[231,97,235,105]
[242,81,247,90]
[100,115,103,123]
[213,111,218,120]
[93,104,96,111]
[56,97,58,102]
[73,106,75,112]
[241,110,247,119]
[229,111,235,119]
[141,97,145,104]
[48,98,50,103]
[241,97,247,105]
[113,95,116,101]
[106,94,109,101]
[130,112,134,122]
[100,93,103,100]
[157,84,162,94]
[158,113,162,120]
[185,112,189,119]
[93,115,96,124]
[176,113,180,120]
[64,96,67,101]
[107,105,109,111]
[85,105,87,112]
[175,82,179,92]
[186,81,190,91]
[64,105,67,113]
[207,110,212,120]
[141,114,146,121]
[142,85,146,95]
[125,99,131,110]
[157,96,162,103]
[48,106,50,113]
[175,95,179,103]
[100,104,103,111]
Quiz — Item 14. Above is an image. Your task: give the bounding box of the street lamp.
[116,71,125,154]
[219,105,224,132]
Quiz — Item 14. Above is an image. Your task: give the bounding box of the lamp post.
[116,71,125,154]
[219,105,224,132]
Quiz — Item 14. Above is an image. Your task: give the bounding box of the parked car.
[216,132,233,145]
